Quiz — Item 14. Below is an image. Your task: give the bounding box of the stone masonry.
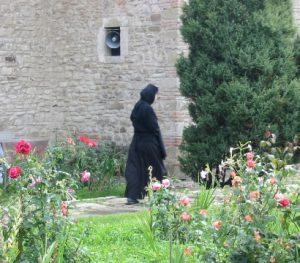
[0,0,299,173]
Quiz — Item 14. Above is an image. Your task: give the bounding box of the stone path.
[70,179,201,218]
[70,172,300,218]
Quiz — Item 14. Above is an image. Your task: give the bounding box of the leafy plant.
[46,135,126,192]
[0,140,88,262]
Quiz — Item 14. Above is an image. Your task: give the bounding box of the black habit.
[125,84,167,200]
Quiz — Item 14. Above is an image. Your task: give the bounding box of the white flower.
[200,170,207,179]
[248,144,252,151]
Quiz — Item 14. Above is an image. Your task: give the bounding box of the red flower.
[8,166,22,179]
[246,159,256,168]
[279,198,290,207]
[180,212,191,221]
[79,135,86,142]
[180,196,190,206]
[79,135,97,147]
[212,220,222,230]
[15,140,32,154]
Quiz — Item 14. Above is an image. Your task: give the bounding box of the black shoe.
[126,198,139,205]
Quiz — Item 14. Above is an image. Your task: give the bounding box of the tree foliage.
[177,0,300,180]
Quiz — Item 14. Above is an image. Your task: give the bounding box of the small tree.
[176,0,300,180]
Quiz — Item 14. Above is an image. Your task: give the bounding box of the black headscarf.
[130,84,159,121]
[140,84,159,105]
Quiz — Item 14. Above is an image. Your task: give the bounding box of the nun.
[125,84,167,204]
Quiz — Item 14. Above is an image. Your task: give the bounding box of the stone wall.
[0,0,189,173]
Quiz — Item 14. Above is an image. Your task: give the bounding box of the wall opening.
[105,27,121,56]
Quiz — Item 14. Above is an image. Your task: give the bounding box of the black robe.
[125,84,167,200]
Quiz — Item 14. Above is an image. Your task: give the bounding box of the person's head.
[140,84,159,105]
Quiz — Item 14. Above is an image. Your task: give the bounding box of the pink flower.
[15,140,32,154]
[245,214,253,222]
[67,188,75,193]
[274,193,285,201]
[279,198,290,207]
[29,177,43,188]
[180,212,191,221]
[162,179,170,188]
[8,166,22,179]
[80,170,91,182]
[67,137,75,145]
[199,209,207,216]
[152,182,162,191]
[61,202,68,216]
[183,247,192,256]
[246,159,256,168]
[180,196,191,206]
[212,220,222,230]
[246,151,254,160]
[249,191,260,200]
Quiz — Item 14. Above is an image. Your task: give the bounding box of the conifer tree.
[177,0,300,180]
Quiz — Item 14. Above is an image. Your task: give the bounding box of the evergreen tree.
[176,0,300,180]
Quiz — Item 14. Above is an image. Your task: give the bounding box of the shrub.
[176,0,300,180]
[46,135,126,192]
[147,141,300,262]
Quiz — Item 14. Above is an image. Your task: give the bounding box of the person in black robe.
[124,84,167,204]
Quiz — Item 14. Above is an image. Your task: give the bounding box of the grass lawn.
[76,183,126,200]
[73,212,172,263]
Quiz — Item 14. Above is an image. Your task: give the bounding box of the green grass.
[76,183,126,200]
[72,212,171,263]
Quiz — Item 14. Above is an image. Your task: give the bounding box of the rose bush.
[46,135,126,191]
[147,136,300,262]
[0,139,91,262]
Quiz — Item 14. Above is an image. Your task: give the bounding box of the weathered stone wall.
[1,0,299,174]
[0,0,189,172]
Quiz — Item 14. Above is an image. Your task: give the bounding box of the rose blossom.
[80,170,91,182]
[67,137,75,145]
[200,170,207,179]
[232,176,242,187]
[270,177,277,185]
[162,179,170,188]
[246,159,256,168]
[212,220,222,230]
[8,166,22,179]
[79,135,97,147]
[224,197,231,203]
[183,247,192,256]
[223,241,230,247]
[230,171,237,177]
[274,193,285,201]
[180,196,190,206]
[15,140,32,154]
[152,182,162,191]
[245,214,253,222]
[180,212,191,221]
[249,191,260,200]
[199,209,208,216]
[254,230,261,241]
[246,151,254,160]
[279,198,290,207]
[61,202,68,216]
